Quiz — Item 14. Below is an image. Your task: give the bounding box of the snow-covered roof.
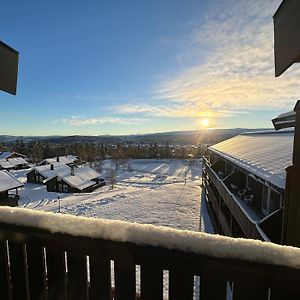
[0,151,26,160]
[1,207,300,270]
[39,155,78,165]
[57,166,101,190]
[0,157,28,169]
[209,130,294,189]
[31,163,71,179]
[0,170,23,192]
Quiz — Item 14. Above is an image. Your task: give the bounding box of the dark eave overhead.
[273,0,300,77]
[272,111,295,130]
[0,40,19,95]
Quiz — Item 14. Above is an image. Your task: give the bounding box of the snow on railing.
[0,206,300,270]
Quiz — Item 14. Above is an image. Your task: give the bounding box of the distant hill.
[0,128,272,145]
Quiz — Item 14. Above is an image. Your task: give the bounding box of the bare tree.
[106,168,117,189]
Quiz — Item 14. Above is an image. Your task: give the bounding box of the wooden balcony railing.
[203,158,268,241]
[0,207,300,300]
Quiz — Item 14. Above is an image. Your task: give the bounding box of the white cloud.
[117,0,298,121]
[60,116,146,126]
[154,0,300,115]
[116,103,246,118]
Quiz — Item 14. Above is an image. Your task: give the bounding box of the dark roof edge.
[0,40,19,54]
[240,129,294,136]
[273,0,288,18]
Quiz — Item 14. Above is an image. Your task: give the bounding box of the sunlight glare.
[202,118,209,127]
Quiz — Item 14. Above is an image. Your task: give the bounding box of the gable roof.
[0,151,26,160]
[0,157,28,169]
[30,163,71,179]
[0,170,23,192]
[209,130,293,189]
[39,155,78,165]
[46,166,101,191]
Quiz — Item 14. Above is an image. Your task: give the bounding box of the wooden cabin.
[0,157,29,170]
[0,170,23,206]
[0,151,27,160]
[202,130,292,243]
[45,166,105,193]
[27,163,71,184]
[39,155,78,166]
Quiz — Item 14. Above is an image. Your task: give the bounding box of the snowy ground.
[12,159,213,233]
[11,159,214,299]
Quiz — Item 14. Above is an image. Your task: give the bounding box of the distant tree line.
[0,139,205,163]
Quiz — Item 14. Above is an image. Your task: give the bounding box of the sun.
[201,118,209,127]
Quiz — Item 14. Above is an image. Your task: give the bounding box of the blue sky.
[1,0,298,135]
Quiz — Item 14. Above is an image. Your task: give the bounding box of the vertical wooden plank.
[114,258,136,300]
[270,287,300,300]
[67,253,88,300]
[233,282,269,300]
[8,241,29,300]
[26,242,47,300]
[0,240,11,300]
[89,256,111,300]
[200,277,227,300]
[140,263,163,300]
[46,249,67,300]
[169,267,194,300]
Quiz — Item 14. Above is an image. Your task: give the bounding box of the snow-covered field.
[12,159,213,233]
[11,159,213,299]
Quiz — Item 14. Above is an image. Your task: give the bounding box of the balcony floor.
[232,194,264,223]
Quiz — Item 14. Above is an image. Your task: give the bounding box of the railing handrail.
[0,207,299,270]
[1,207,300,299]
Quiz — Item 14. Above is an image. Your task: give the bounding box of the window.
[63,184,68,192]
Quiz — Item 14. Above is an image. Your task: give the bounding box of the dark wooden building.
[39,155,78,166]
[45,166,105,193]
[0,157,29,170]
[202,130,292,243]
[0,151,27,160]
[0,170,23,206]
[27,163,71,184]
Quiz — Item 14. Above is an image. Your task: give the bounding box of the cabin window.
[63,185,68,192]
[35,175,39,181]
[58,184,62,192]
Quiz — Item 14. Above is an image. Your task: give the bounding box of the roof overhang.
[272,111,295,130]
[273,0,300,76]
[0,41,19,95]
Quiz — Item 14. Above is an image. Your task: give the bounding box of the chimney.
[57,156,60,162]
[50,164,54,170]
[71,166,75,176]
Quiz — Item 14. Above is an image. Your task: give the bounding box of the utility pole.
[58,196,61,213]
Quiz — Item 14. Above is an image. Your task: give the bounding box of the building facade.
[202,130,292,243]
